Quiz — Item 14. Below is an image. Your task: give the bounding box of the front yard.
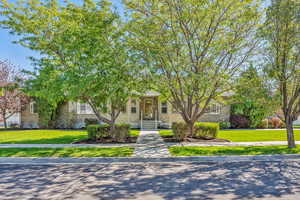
[0,129,140,144]
[169,146,300,156]
[160,129,300,142]
[0,147,134,157]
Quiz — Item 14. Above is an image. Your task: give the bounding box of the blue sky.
[0,0,269,71]
[0,0,124,71]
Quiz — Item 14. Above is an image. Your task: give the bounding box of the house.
[19,91,231,129]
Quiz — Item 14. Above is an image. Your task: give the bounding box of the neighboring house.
[19,91,231,129]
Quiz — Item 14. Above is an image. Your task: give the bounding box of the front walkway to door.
[133,131,170,158]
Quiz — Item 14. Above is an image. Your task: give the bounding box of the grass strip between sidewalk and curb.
[0,147,134,157]
[169,145,300,156]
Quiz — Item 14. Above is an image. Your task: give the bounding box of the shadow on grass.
[1,161,300,199]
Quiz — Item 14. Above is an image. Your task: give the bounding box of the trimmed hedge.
[194,122,219,139]
[87,124,131,142]
[220,122,230,129]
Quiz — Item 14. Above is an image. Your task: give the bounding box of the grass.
[0,129,140,144]
[169,146,300,156]
[130,130,140,137]
[0,147,134,157]
[159,129,300,142]
[159,130,174,136]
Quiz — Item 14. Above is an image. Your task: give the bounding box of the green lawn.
[159,130,174,136]
[0,147,134,157]
[159,129,300,142]
[130,130,140,137]
[0,129,140,144]
[169,146,300,156]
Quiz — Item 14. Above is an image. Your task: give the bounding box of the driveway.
[1,161,300,200]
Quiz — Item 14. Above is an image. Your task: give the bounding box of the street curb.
[1,154,300,164]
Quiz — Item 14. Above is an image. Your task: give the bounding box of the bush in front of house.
[171,122,187,141]
[87,124,110,140]
[220,122,231,129]
[87,124,131,142]
[84,118,99,126]
[194,122,219,139]
[230,114,250,128]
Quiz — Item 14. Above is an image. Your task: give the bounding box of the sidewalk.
[133,130,170,158]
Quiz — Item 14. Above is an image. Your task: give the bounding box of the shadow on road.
[1,161,300,199]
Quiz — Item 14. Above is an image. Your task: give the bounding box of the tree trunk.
[3,118,7,129]
[286,119,296,148]
[187,121,195,138]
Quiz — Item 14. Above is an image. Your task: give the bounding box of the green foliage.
[0,0,144,126]
[194,122,219,139]
[171,122,187,141]
[220,122,231,130]
[87,124,111,141]
[87,124,131,142]
[231,65,277,128]
[34,98,65,128]
[125,0,262,134]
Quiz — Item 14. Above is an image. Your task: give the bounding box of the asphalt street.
[1,161,300,200]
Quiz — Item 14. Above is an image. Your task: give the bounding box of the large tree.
[1,0,142,133]
[125,0,261,136]
[261,0,300,148]
[0,60,28,128]
[231,65,277,128]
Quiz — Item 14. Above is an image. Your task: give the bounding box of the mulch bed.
[73,136,138,144]
[161,135,230,143]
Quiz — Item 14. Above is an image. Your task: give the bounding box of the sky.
[0,0,124,71]
[0,0,270,72]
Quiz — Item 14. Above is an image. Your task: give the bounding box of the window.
[161,102,168,114]
[77,103,94,114]
[30,102,38,114]
[205,104,222,114]
[80,103,87,113]
[131,100,137,113]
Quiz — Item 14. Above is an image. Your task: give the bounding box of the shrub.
[87,123,131,142]
[220,122,231,129]
[269,117,285,128]
[194,122,219,139]
[230,114,250,129]
[171,122,187,141]
[84,118,99,126]
[87,124,110,140]
[258,119,269,129]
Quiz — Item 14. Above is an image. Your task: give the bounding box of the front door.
[143,98,154,120]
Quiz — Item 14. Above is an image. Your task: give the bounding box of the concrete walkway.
[168,141,300,147]
[133,130,170,158]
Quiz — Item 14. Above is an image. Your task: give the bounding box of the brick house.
[18,91,231,129]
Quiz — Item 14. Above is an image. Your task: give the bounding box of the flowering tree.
[0,60,29,128]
